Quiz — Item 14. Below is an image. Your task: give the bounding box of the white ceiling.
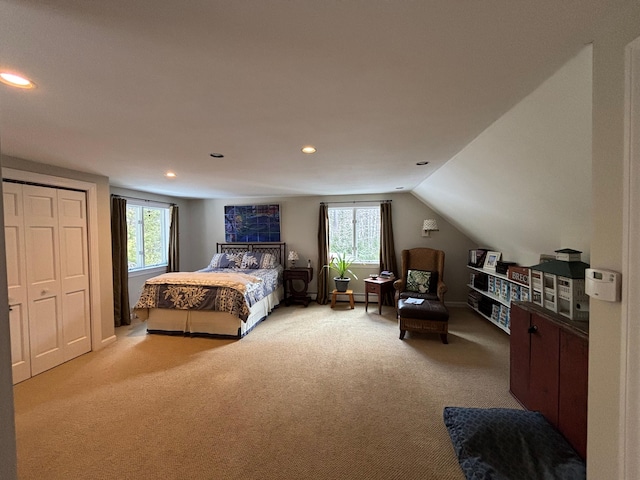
[0,0,623,199]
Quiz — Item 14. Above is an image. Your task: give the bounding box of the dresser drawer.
[365,282,379,293]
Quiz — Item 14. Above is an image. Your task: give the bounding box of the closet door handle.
[527,325,538,334]
[41,289,49,296]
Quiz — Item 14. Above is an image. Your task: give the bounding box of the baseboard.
[445,301,469,308]
[97,334,117,350]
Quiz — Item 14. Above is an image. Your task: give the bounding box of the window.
[328,205,380,264]
[126,203,170,271]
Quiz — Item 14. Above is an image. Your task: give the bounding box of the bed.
[133,242,286,338]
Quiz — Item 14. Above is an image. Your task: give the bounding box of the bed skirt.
[145,286,283,338]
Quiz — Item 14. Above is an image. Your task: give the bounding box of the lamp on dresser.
[288,250,299,268]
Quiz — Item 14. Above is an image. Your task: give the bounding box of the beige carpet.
[13,304,520,480]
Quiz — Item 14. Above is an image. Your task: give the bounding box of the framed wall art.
[483,251,502,270]
[224,204,281,242]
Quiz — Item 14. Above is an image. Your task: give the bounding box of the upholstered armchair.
[394,248,448,307]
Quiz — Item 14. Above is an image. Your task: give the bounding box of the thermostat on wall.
[585,268,621,302]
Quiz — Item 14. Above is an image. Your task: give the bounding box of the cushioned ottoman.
[397,299,449,343]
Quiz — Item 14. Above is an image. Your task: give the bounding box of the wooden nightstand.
[283,268,313,307]
[364,277,395,314]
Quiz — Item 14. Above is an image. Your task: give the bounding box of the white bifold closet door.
[4,182,30,383]
[4,182,91,384]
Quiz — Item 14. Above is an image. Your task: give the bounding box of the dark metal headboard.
[216,242,287,266]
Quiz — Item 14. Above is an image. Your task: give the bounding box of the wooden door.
[3,182,31,384]
[57,189,91,361]
[528,313,560,427]
[23,185,64,376]
[509,304,530,405]
[559,330,589,458]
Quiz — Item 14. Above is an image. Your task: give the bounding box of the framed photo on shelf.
[483,251,502,270]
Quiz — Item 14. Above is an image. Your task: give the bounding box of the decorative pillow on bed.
[406,269,432,293]
[209,252,244,269]
[443,407,586,480]
[241,251,277,269]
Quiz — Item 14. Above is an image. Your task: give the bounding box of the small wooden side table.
[364,277,395,314]
[283,267,313,307]
[331,289,355,309]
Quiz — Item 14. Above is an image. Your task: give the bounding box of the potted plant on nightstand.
[325,253,358,292]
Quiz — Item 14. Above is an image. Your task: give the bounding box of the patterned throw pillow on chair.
[406,269,432,293]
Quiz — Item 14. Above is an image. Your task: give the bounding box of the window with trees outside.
[126,202,170,272]
[328,205,380,264]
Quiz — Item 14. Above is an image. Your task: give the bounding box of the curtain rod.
[320,200,391,205]
[111,194,176,207]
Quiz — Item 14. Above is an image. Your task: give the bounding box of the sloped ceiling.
[0,0,623,199]
[413,46,592,266]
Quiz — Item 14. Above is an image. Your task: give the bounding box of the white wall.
[413,46,593,267]
[589,2,640,477]
[190,192,477,304]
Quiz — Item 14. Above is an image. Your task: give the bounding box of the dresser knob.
[528,325,538,334]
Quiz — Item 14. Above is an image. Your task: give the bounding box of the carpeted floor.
[13,304,520,480]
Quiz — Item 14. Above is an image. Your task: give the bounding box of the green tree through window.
[328,206,380,264]
[127,203,169,271]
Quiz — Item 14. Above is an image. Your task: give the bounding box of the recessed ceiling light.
[210,153,224,158]
[301,146,317,154]
[0,72,35,89]
[165,171,177,178]
[416,161,429,166]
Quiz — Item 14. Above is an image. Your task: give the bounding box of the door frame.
[620,34,640,479]
[1,168,103,352]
